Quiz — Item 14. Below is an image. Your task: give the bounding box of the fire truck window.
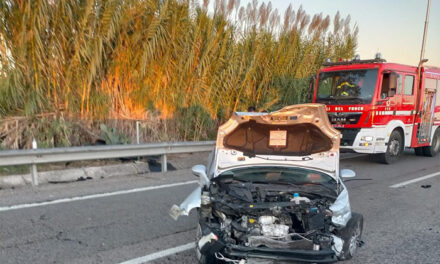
[380,73,390,99]
[425,78,439,106]
[425,78,436,90]
[318,76,333,97]
[404,75,415,95]
[316,69,378,104]
[380,72,397,99]
[397,74,403,95]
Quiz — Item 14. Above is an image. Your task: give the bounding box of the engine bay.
[199,178,340,253]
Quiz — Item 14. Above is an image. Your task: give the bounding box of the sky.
[236,0,440,66]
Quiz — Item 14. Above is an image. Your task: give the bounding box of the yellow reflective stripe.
[337,82,355,89]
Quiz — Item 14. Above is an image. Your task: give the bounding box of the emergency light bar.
[323,57,386,67]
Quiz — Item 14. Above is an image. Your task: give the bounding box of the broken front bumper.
[225,245,338,263]
[225,245,337,263]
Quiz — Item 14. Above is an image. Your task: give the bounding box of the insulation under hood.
[214,104,341,176]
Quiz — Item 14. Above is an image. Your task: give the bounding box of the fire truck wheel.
[422,128,440,157]
[379,130,403,164]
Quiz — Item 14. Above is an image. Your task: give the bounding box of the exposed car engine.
[198,179,340,257]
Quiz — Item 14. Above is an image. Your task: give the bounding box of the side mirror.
[192,165,210,187]
[307,75,316,102]
[340,169,356,178]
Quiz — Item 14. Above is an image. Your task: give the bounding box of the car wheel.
[195,223,208,264]
[195,223,218,264]
[422,129,440,157]
[378,130,403,164]
[337,213,363,261]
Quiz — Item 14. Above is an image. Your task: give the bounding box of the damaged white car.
[170,104,363,263]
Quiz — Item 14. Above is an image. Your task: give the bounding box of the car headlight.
[361,136,374,142]
[329,187,352,227]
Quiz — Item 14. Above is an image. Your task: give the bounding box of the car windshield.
[316,69,378,105]
[219,166,336,188]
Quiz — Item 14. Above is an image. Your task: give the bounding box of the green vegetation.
[0,0,357,148]
[100,124,130,145]
[0,165,30,177]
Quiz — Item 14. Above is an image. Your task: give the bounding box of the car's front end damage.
[196,174,345,263]
[170,104,363,263]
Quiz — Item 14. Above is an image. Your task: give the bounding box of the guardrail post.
[161,154,167,172]
[31,139,39,186]
[136,121,140,144]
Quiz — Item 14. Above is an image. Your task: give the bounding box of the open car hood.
[213,104,341,178]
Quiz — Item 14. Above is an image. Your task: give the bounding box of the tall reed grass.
[0,0,357,148]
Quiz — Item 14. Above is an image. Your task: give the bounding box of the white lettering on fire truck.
[348,107,364,111]
[375,111,394,116]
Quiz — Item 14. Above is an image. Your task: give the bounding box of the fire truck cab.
[312,57,440,163]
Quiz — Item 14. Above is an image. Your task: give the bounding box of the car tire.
[197,253,208,264]
[337,213,364,261]
[378,130,403,164]
[195,223,217,264]
[195,223,207,264]
[422,128,440,157]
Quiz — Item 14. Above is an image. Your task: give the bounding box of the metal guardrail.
[0,141,216,186]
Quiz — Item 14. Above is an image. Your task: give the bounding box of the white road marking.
[118,242,195,264]
[389,171,440,188]
[0,180,198,212]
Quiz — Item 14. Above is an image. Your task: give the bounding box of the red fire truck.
[312,56,440,163]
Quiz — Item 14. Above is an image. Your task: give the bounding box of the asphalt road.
[0,151,439,264]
